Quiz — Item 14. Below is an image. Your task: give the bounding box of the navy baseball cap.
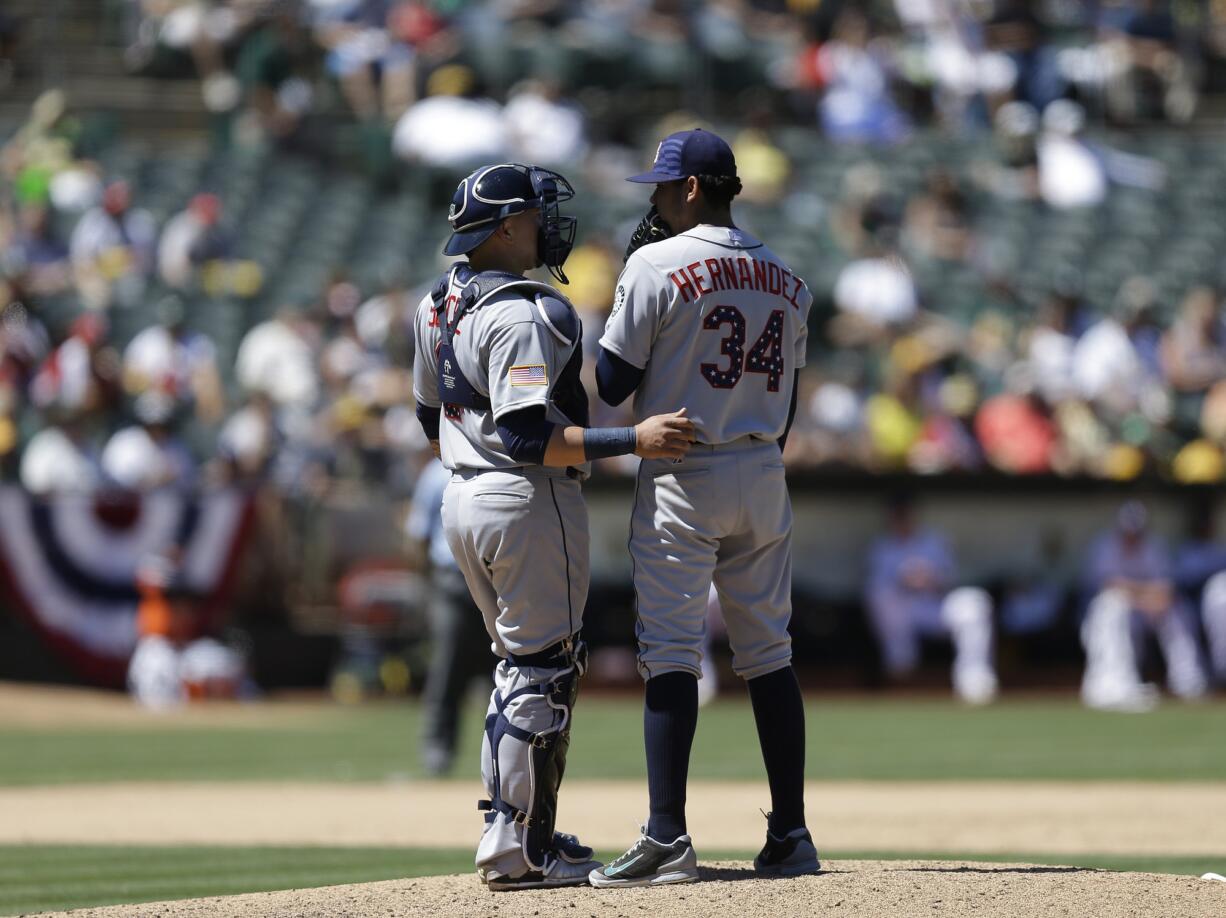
[627,129,737,184]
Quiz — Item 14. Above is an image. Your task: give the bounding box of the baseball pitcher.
[589,130,820,887]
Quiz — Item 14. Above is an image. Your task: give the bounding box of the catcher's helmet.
[443,163,577,283]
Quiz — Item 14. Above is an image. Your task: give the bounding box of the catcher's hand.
[623,206,673,262]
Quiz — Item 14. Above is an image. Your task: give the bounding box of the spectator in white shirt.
[392,65,506,166]
[831,192,919,340]
[235,300,321,410]
[215,392,278,484]
[69,180,157,311]
[504,79,587,166]
[157,193,228,290]
[123,294,225,423]
[834,255,918,328]
[20,424,101,494]
[29,313,119,417]
[354,266,414,361]
[101,390,197,491]
[1037,100,1107,210]
[1025,293,1079,405]
[1072,277,1168,420]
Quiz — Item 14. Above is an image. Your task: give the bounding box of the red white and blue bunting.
[0,488,254,686]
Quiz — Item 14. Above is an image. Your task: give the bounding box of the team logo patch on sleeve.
[610,284,626,318]
[509,364,548,386]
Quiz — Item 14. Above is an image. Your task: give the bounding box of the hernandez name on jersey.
[600,225,812,445]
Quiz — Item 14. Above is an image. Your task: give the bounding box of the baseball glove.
[623,206,673,262]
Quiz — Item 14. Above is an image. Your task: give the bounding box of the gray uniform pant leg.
[633,442,794,682]
[441,467,590,879]
[630,459,721,680]
[442,468,589,657]
[711,451,795,680]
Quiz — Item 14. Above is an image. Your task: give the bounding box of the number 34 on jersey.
[670,253,803,395]
[599,225,812,446]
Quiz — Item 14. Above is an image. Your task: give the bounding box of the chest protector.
[432,266,579,415]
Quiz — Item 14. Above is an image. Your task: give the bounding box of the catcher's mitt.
[623,206,673,262]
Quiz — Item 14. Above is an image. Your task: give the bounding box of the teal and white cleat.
[588,830,699,888]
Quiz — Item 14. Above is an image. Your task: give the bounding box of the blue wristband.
[583,426,637,461]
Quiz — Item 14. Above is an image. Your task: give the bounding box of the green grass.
[0,845,459,916]
[3,697,1226,785]
[1,845,1222,917]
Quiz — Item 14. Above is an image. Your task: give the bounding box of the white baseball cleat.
[484,853,603,892]
[483,831,602,891]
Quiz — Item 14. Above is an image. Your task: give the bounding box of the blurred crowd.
[0,89,426,495]
[111,0,1226,144]
[1,0,1226,494]
[783,155,1226,482]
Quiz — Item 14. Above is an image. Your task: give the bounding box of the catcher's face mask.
[526,166,577,285]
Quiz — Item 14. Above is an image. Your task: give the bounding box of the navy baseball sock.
[747,665,806,837]
[643,671,698,844]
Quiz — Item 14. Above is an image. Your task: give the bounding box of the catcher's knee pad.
[479,641,586,870]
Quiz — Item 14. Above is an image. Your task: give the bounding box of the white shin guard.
[476,656,581,879]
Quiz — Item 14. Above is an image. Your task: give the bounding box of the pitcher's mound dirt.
[37,860,1226,918]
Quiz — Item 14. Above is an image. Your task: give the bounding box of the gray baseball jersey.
[603,224,812,681]
[412,272,589,477]
[413,268,591,658]
[600,225,811,444]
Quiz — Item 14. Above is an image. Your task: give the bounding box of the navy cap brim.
[626,170,684,184]
[442,224,498,256]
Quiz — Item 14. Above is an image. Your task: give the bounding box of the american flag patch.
[509,364,548,387]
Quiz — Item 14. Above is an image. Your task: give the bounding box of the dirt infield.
[0,682,325,729]
[33,860,1226,918]
[6,779,1226,856]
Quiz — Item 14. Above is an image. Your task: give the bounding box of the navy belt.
[507,635,580,668]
